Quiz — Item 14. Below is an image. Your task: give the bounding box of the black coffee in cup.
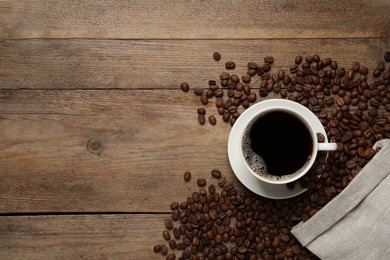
[243,111,313,177]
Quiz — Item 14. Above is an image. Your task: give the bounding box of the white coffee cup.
[237,99,337,185]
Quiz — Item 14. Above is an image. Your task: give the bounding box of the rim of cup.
[239,105,319,185]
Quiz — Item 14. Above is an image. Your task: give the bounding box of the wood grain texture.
[0,214,167,259]
[0,89,245,213]
[0,38,389,89]
[1,0,389,39]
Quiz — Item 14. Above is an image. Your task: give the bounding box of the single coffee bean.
[160,245,168,256]
[358,65,368,75]
[166,254,176,260]
[214,89,224,97]
[264,56,274,64]
[163,230,171,241]
[184,171,191,182]
[317,132,325,142]
[194,87,204,95]
[213,52,221,61]
[242,74,251,83]
[277,69,285,80]
[295,55,303,65]
[173,227,181,239]
[165,219,174,230]
[225,61,236,70]
[197,108,206,115]
[209,115,217,125]
[200,95,208,105]
[222,111,230,122]
[198,115,206,125]
[153,245,161,253]
[168,240,177,250]
[305,55,313,63]
[170,202,179,210]
[211,169,222,179]
[247,62,258,69]
[176,242,186,250]
[290,64,299,73]
[206,89,214,98]
[180,82,190,92]
[346,160,357,169]
[384,51,390,62]
[247,92,257,102]
[197,178,206,187]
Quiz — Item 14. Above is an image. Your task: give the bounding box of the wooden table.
[0,1,389,259]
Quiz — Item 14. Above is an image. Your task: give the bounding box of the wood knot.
[87,139,104,155]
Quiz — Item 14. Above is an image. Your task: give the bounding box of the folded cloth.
[292,139,390,260]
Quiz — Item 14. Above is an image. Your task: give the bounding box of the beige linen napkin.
[292,139,390,260]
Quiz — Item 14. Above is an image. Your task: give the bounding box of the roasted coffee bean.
[277,69,285,80]
[213,52,221,61]
[384,51,390,62]
[295,55,303,65]
[247,92,257,102]
[206,89,214,98]
[200,95,208,105]
[197,108,206,115]
[160,245,168,256]
[168,239,177,250]
[247,62,258,69]
[165,219,174,230]
[197,178,206,187]
[162,230,171,241]
[198,115,206,125]
[194,87,204,95]
[209,115,217,125]
[242,74,251,83]
[166,254,176,260]
[211,169,222,179]
[225,61,236,70]
[346,160,357,169]
[170,202,179,210]
[317,132,325,142]
[222,111,230,122]
[180,82,190,92]
[153,245,161,253]
[214,89,224,98]
[264,56,274,64]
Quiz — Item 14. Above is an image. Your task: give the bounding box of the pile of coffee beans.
[159,51,390,259]
[181,51,390,128]
[154,169,319,260]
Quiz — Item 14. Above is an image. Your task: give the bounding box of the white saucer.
[227,99,328,199]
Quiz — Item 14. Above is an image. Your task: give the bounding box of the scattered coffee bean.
[384,51,390,62]
[198,114,205,125]
[317,132,325,142]
[225,61,236,70]
[166,254,176,260]
[264,55,274,64]
[197,108,206,115]
[197,178,206,187]
[153,245,161,253]
[162,230,171,241]
[160,245,168,256]
[180,82,189,92]
[194,87,203,95]
[211,169,222,179]
[183,171,191,182]
[209,115,217,125]
[165,219,173,230]
[213,52,221,61]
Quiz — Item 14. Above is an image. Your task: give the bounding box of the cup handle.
[318,143,337,151]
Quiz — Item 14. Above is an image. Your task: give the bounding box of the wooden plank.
[0,89,245,213]
[0,0,389,39]
[0,39,389,89]
[0,214,168,259]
